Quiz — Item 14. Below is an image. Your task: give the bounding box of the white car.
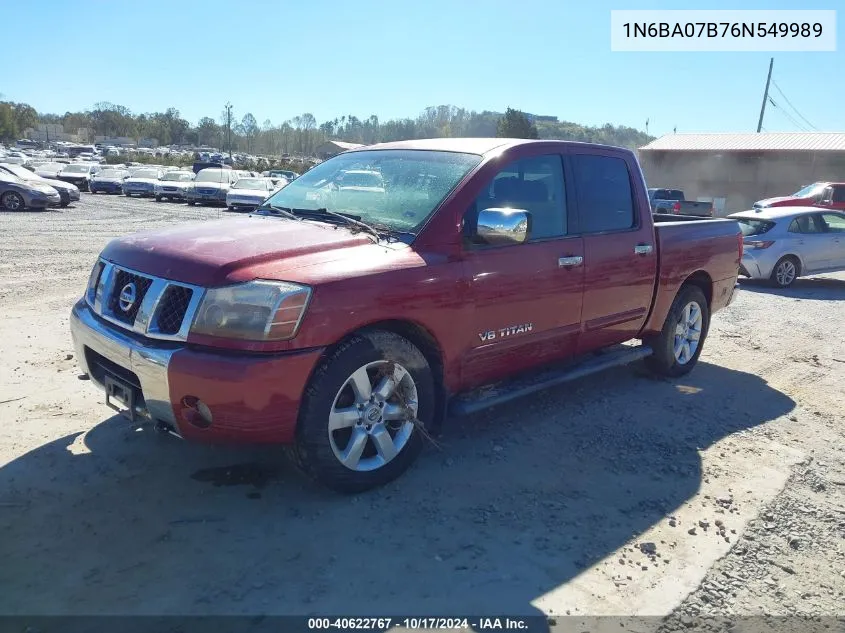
[226,177,282,211]
[731,206,845,287]
[154,171,195,202]
[35,162,67,179]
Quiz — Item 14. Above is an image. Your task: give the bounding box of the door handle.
[558,256,583,268]
[634,244,653,255]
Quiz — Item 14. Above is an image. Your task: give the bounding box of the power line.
[771,80,819,131]
[767,97,810,132]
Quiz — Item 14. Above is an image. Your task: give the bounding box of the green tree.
[0,103,18,142]
[496,107,539,139]
[12,103,38,133]
[197,117,219,147]
[240,113,259,153]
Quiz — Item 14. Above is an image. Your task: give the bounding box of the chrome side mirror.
[474,208,531,245]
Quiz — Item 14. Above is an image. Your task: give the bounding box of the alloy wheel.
[673,301,703,365]
[328,360,418,472]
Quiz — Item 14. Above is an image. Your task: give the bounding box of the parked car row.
[0,171,62,210]
[89,165,290,211]
[0,163,81,206]
[0,160,291,212]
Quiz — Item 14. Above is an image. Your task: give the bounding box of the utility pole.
[756,57,774,133]
[224,102,233,159]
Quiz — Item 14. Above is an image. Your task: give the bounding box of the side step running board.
[448,344,653,416]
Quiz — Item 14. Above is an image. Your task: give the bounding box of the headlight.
[86,260,104,303]
[190,280,311,341]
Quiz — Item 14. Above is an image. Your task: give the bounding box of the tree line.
[0,99,654,154]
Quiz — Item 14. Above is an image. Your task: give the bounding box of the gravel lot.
[0,194,843,631]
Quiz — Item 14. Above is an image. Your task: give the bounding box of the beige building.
[24,124,92,143]
[637,133,845,216]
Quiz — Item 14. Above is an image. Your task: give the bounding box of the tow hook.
[154,420,183,439]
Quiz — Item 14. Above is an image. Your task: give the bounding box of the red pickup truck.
[754,181,845,211]
[70,138,741,492]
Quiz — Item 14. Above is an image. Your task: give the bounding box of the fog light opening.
[180,395,213,429]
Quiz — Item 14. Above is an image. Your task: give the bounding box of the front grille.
[155,285,194,335]
[89,261,203,341]
[108,269,153,325]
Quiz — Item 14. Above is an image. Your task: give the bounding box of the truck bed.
[641,215,741,335]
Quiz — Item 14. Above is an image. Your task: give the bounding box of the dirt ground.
[0,196,843,631]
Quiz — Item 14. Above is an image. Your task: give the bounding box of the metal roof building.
[637,133,845,216]
[315,140,365,160]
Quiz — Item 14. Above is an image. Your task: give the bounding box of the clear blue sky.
[2,0,842,137]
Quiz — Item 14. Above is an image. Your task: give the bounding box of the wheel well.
[682,271,713,308]
[776,254,802,275]
[318,320,448,430]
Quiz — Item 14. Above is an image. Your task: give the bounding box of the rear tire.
[770,256,799,288]
[289,330,435,494]
[645,285,709,378]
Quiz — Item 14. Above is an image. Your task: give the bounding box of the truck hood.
[100,216,377,286]
[753,195,807,207]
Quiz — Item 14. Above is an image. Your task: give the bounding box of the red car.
[754,181,845,211]
[70,138,741,492]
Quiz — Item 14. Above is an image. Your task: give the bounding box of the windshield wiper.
[304,208,384,242]
[255,205,417,243]
[253,204,301,221]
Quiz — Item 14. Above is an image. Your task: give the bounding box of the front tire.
[645,285,709,377]
[155,195,163,202]
[770,256,799,288]
[290,331,435,493]
[187,200,195,206]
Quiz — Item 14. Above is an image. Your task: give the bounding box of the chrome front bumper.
[70,299,180,430]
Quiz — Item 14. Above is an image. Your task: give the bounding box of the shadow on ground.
[739,276,845,301]
[0,362,794,632]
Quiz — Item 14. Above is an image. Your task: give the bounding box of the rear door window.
[788,215,824,234]
[571,154,635,233]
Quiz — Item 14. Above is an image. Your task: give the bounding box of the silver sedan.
[730,206,845,287]
[0,172,62,211]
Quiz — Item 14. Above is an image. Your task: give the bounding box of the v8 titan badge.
[478,323,533,342]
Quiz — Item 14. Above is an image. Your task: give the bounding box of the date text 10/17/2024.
[307,617,531,630]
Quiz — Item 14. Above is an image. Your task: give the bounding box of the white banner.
[611,10,836,52]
